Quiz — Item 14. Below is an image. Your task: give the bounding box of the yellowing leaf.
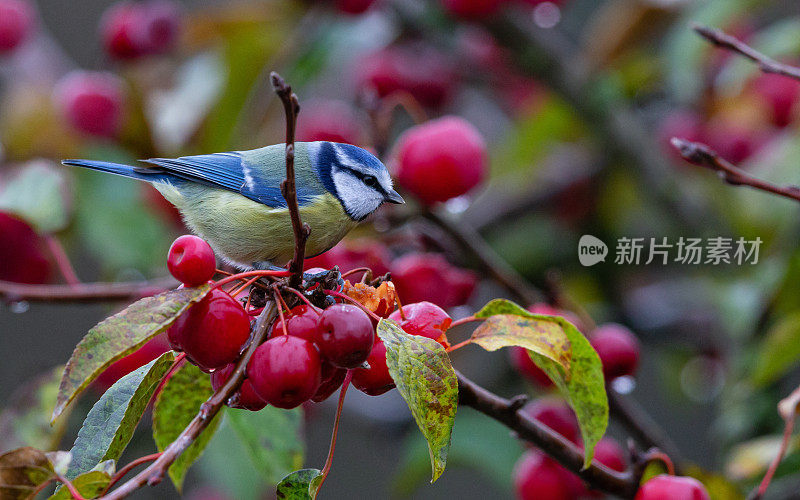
[377,319,457,483]
[471,314,571,372]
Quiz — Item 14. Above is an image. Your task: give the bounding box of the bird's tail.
[61,159,168,183]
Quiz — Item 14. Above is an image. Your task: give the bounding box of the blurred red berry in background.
[296,99,363,145]
[513,449,573,500]
[751,73,800,128]
[140,0,180,55]
[658,110,706,165]
[95,334,171,391]
[509,346,553,388]
[392,116,488,204]
[441,0,506,19]
[0,211,52,284]
[101,0,180,60]
[55,71,125,138]
[590,323,640,380]
[0,0,34,54]
[635,474,711,500]
[357,44,457,108]
[522,399,580,444]
[335,0,376,15]
[390,253,477,308]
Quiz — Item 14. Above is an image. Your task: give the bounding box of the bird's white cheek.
[332,171,382,220]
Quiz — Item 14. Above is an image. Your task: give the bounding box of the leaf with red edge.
[52,284,210,422]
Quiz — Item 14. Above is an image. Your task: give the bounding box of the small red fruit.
[657,110,706,165]
[247,335,322,409]
[357,44,456,108]
[55,71,125,137]
[393,116,488,204]
[95,334,171,391]
[310,362,348,402]
[167,235,216,287]
[590,323,640,380]
[271,304,321,343]
[509,346,553,388]
[352,339,395,396]
[513,449,572,500]
[100,2,148,60]
[441,0,505,18]
[390,253,477,308]
[522,399,580,444]
[0,0,34,54]
[316,304,375,368]
[635,475,711,500]
[210,364,268,411]
[296,100,363,144]
[388,301,451,348]
[167,289,251,371]
[139,0,180,55]
[752,72,800,128]
[0,212,51,284]
[593,438,626,472]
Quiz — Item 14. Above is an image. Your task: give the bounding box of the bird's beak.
[385,190,405,204]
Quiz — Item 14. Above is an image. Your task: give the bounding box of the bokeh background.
[4,0,800,498]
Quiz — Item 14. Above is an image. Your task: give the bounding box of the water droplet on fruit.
[611,375,635,394]
[444,195,470,214]
[9,301,29,313]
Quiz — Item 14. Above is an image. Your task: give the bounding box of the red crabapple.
[316,304,375,368]
[210,363,268,411]
[752,72,800,128]
[635,475,710,500]
[592,437,627,472]
[310,362,348,402]
[139,0,180,55]
[522,399,580,444]
[0,212,51,284]
[352,339,395,396]
[0,0,34,54]
[590,323,640,380]
[55,71,125,137]
[513,449,573,500]
[247,335,322,409]
[296,100,363,144]
[100,2,148,60]
[388,301,451,348]
[271,304,320,343]
[390,253,477,308]
[392,116,487,204]
[357,44,456,108]
[167,235,216,287]
[167,288,251,371]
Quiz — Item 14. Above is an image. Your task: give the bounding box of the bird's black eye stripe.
[363,175,377,187]
[345,167,384,193]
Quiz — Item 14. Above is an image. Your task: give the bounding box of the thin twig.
[44,235,81,286]
[0,278,177,303]
[457,371,640,498]
[99,302,278,500]
[271,71,310,289]
[56,472,87,500]
[315,370,353,497]
[421,209,540,305]
[100,453,162,495]
[671,138,800,203]
[692,24,800,81]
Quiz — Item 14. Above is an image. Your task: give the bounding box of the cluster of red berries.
[101,0,180,60]
[509,304,641,388]
[162,235,456,410]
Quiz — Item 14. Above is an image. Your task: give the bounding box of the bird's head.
[308,142,404,221]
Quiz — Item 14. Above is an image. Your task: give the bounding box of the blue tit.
[63,141,404,268]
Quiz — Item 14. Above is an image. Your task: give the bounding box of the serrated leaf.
[228,407,303,484]
[0,447,55,500]
[377,319,458,483]
[153,362,222,492]
[275,468,321,500]
[0,366,70,453]
[0,160,71,233]
[53,285,210,421]
[470,314,571,372]
[48,470,111,500]
[476,299,608,468]
[66,352,175,479]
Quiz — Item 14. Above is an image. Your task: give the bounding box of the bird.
[63,141,404,269]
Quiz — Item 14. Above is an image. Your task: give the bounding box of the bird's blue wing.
[143,151,322,208]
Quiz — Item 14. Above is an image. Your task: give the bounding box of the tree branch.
[457,371,640,499]
[0,278,177,303]
[271,71,310,289]
[421,209,540,305]
[99,301,278,500]
[671,138,800,203]
[692,24,800,81]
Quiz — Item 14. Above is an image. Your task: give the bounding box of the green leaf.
[275,468,322,500]
[0,160,71,233]
[0,366,70,453]
[470,314,571,372]
[66,352,175,479]
[153,362,222,492]
[199,416,269,500]
[751,312,800,387]
[476,299,608,467]
[48,470,112,500]
[228,407,303,484]
[0,447,56,500]
[377,319,458,483]
[53,285,210,421]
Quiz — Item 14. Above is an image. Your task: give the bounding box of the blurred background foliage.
[4,0,800,498]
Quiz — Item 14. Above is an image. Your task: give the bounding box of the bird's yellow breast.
[156,183,356,267]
